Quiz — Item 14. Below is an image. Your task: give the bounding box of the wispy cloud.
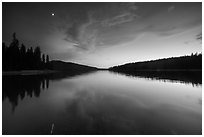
[168,5,175,12]
[59,2,201,54]
[62,3,140,51]
[102,12,139,27]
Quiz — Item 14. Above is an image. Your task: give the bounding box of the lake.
[2,71,202,135]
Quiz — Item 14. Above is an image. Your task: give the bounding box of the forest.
[2,33,50,71]
[109,53,202,71]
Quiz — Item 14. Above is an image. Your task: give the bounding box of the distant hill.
[50,60,98,73]
[109,53,202,72]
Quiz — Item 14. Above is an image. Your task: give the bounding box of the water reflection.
[2,71,201,135]
[2,75,49,112]
[2,71,95,112]
[110,70,202,86]
[2,70,201,113]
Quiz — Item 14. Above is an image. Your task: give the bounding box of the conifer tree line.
[3,33,50,71]
[110,53,202,71]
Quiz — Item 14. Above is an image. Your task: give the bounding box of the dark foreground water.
[2,71,202,135]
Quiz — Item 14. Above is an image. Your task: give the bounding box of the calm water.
[2,71,202,135]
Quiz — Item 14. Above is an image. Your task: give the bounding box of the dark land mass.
[108,54,202,85]
[109,53,202,71]
[50,60,97,72]
[2,60,98,76]
[48,60,98,78]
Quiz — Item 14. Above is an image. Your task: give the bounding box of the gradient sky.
[3,2,202,68]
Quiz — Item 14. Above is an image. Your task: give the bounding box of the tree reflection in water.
[3,75,49,112]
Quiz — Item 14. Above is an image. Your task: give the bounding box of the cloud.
[59,3,141,51]
[50,49,78,60]
[60,2,201,53]
[102,12,139,27]
[168,5,175,12]
[64,23,80,44]
[100,3,139,27]
[73,44,87,50]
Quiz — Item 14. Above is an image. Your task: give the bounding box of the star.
[51,13,55,16]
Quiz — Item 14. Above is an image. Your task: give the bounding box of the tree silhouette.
[42,54,45,64]
[46,55,49,63]
[46,54,50,69]
[42,54,45,69]
[2,42,8,70]
[20,44,26,69]
[34,46,41,69]
[8,33,20,70]
[2,33,51,71]
[3,75,50,112]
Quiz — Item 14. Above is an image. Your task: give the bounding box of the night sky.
[3,2,202,68]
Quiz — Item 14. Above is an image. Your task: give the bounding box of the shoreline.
[2,70,57,76]
[109,69,202,72]
[2,69,201,76]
